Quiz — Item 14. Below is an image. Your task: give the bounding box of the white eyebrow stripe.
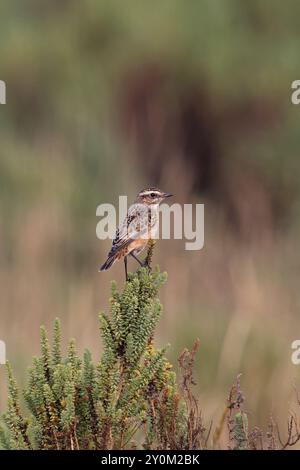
[140,190,160,196]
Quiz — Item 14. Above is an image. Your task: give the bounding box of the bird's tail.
[99,255,117,272]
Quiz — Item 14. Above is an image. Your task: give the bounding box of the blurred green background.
[1,0,300,446]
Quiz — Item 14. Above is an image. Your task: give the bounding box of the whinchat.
[99,188,173,280]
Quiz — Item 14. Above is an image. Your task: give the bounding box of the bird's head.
[136,187,173,205]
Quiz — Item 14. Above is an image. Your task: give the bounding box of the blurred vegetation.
[1,0,300,446]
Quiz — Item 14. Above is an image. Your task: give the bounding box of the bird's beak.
[163,192,173,198]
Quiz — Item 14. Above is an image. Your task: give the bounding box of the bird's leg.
[130,252,143,267]
[124,256,128,281]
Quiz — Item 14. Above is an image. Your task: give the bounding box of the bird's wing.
[108,204,146,256]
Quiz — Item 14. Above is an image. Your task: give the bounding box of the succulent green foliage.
[227,374,249,450]
[0,363,32,450]
[0,267,196,450]
[233,412,248,450]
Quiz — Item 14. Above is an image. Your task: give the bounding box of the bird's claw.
[142,260,151,271]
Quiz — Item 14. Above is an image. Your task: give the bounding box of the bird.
[99,187,173,280]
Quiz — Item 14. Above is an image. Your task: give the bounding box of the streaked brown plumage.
[99,187,173,279]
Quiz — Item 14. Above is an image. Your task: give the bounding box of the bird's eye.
[150,193,156,198]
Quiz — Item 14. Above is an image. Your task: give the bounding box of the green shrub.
[2,265,299,450]
[0,267,206,450]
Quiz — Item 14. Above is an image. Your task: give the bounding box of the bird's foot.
[142,259,151,271]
